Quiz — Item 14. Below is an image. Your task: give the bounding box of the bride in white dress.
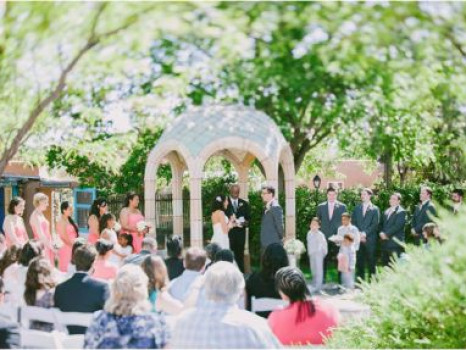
[211,195,232,249]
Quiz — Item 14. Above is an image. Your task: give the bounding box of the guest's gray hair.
[141,236,157,251]
[105,264,151,316]
[204,261,244,304]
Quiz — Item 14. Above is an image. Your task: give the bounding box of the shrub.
[326,210,466,348]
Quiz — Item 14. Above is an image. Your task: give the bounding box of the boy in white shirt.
[306,217,328,292]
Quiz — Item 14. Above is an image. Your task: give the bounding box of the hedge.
[326,210,466,348]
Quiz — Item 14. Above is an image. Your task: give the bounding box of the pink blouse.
[92,259,118,281]
[268,298,340,345]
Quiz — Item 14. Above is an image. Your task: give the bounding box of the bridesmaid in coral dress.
[87,198,107,244]
[29,193,55,266]
[2,197,28,247]
[57,201,79,272]
[120,193,147,253]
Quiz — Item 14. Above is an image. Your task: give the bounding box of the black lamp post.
[313,175,321,205]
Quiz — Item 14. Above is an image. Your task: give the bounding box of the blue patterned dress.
[83,311,169,349]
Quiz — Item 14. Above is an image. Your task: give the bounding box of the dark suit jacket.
[260,201,284,248]
[226,197,251,234]
[54,272,109,334]
[0,317,20,349]
[165,257,184,280]
[352,203,380,247]
[316,201,347,238]
[411,200,437,234]
[381,206,406,250]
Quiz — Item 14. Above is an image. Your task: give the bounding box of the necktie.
[233,200,238,212]
[329,203,334,220]
[363,204,367,217]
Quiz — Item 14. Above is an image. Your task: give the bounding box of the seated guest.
[123,236,157,265]
[0,277,20,349]
[3,240,42,305]
[84,264,170,349]
[215,249,235,263]
[141,255,183,315]
[0,245,20,277]
[24,257,57,331]
[204,242,221,271]
[246,243,289,317]
[268,267,340,345]
[184,249,241,309]
[168,247,206,302]
[92,239,117,281]
[164,235,184,280]
[67,238,87,274]
[170,262,281,348]
[54,244,109,334]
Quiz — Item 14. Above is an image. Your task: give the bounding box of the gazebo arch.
[144,105,295,248]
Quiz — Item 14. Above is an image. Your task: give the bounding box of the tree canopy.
[2,2,466,187]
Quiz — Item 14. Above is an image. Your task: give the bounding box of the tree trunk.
[383,148,393,187]
[0,4,152,175]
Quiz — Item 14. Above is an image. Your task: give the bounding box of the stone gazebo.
[144,105,296,247]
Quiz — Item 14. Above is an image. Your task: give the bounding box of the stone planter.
[288,254,300,268]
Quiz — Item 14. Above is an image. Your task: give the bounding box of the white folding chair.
[19,306,64,331]
[61,334,85,349]
[56,311,94,328]
[20,329,63,349]
[0,304,19,322]
[251,297,288,313]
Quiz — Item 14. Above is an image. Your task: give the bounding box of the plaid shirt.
[170,300,282,349]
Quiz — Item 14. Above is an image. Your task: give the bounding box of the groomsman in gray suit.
[352,188,380,281]
[317,187,347,282]
[260,186,284,251]
[411,186,437,246]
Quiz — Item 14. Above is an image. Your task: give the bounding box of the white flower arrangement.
[136,221,149,232]
[52,234,64,250]
[114,222,121,232]
[216,196,222,202]
[284,238,306,256]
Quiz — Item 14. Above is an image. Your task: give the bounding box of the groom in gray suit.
[260,186,284,251]
[317,187,347,282]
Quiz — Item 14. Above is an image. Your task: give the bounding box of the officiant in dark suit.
[226,184,251,273]
[352,188,380,280]
[316,187,347,282]
[411,186,437,246]
[380,192,407,267]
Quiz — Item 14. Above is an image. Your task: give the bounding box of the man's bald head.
[229,184,240,199]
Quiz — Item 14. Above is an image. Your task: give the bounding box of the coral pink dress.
[87,215,100,244]
[122,212,145,253]
[3,216,28,247]
[32,217,54,266]
[58,223,77,272]
[92,259,118,281]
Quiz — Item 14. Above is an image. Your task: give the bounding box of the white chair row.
[251,296,288,313]
[0,305,93,349]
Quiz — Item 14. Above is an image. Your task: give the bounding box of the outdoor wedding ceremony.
[0,1,465,349]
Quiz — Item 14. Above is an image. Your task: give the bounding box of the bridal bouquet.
[136,221,149,232]
[284,238,306,256]
[114,222,121,232]
[52,233,64,250]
